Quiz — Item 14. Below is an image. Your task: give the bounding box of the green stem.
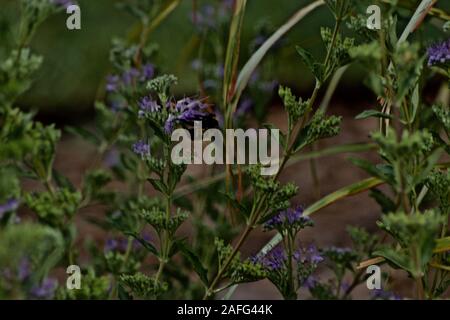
[203,223,253,299]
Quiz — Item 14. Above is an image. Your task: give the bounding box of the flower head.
[30,278,58,299]
[140,63,155,82]
[138,96,160,117]
[164,98,218,133]
[18,258,31,281]
[104,239,119,253]
[264,206,313,232]
[106,75,120,93]
[308,244,324,264]
[132,140,150,157]
[427,38,450,66]
[164,114,177,134]
[251,246,287,271]
[372,289,402,300]
[122,68,140,86]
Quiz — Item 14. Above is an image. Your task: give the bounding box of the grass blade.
[303,177,384,215]
[222,0,247,108]
[231,0,325,113]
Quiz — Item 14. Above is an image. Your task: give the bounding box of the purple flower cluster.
[427,38,450,66]
[264,207,313,232]
[138,96,161,117]
[0,198,19,219]
[304,275,318,289]
[106,63,155,94]
[372,289,402,300]
[164,98,218,134]
[191,5,216,31]
[293,244,323,265]
[30,278,58,299]
[252,247,287,271]
[132,140,150,157]
[191,1,233,32]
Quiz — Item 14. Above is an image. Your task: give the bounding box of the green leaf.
[369,189,396,214]
[355,110,393,120]
[263,123,286,149]
[125,232,158,256]
[52,169,76,192]
[296,46,324,82]
[349,157,393,183]
[147,117,168,143]
[372,247,412,273]
[148,178,167,194]
[118,283,133,300]
[176,241,209,285]
[221,191,250,220]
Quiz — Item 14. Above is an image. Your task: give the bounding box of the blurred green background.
[0,0,448,115]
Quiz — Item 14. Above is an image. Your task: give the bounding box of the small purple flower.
[164,98,217,133]
[192,5,216,31]
[253,35,267,49]
[191,59,203,71]
[106,75,120,93]
[259,80,278,93]
[138,96,160,117]
[164,114,177,134]
[119,239,130,252]
[132,140,151,157]
[0,198,19,219]
[264,207,312,231]
[18,258,31,281]
[175,97,206,113]
[308,245,324,264]
[236,98,253,117]
[427,38,450,66]
[104,239,118,253]
[215,65,224,78]
[256,246,287,271]
[140,63,155,82]
[132,233,152,251]
[52,0,75,8]
[304,276,318,289]
[326,246,352,254]
[30,278,58,300]
[372,289,402,300]
[122,68,140,86]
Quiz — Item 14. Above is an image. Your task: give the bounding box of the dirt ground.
[37,95,420,299]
